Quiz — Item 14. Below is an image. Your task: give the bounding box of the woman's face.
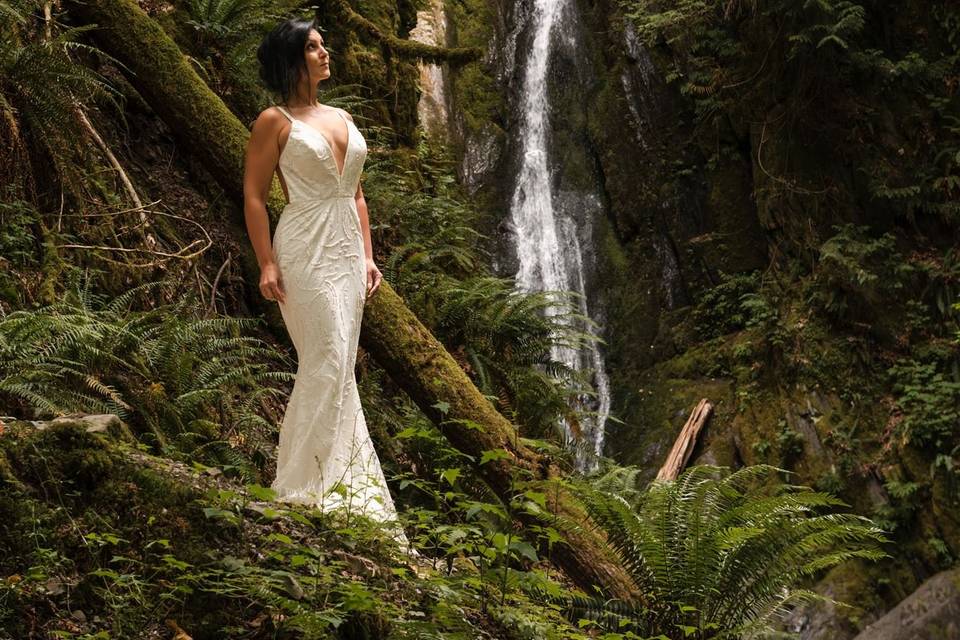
[301,28,331,85]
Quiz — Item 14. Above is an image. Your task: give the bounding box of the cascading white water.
[508,0,611,473]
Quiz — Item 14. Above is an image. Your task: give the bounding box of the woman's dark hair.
[256,18,319,104]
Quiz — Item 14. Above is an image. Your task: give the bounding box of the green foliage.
[913,248,960,332]
[432,276,604,439]
[183,0,277,47]
[751,438,771,460]
[0,196,41,305]
[888,358,960,451]
[0,0,122,199]
[445,0,504,137]
[556,464,888,638]
[391,409,558,581]
[0,197,36,269]
[622,0,960,232]
[0,419,592,639]
[776,419,805,468]
[809,224,912,326]
[869,479,923,535]
[621,0,870,120]
[0,273,292,477]
[814,469,845,496]
[363,142,604,442]
[691,271,775,339]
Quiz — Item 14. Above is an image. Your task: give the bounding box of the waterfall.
[507,0,611,473]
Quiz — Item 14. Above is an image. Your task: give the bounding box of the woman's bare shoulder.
[251,106,288,131]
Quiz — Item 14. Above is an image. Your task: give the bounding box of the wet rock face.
[574,0,768,292]
[780,576,866,640]
[851,569,960,640]
[443,0,775,463]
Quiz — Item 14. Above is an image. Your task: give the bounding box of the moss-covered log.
[63,0,639,600]
[361,278,644,601]
[326,0,483,66]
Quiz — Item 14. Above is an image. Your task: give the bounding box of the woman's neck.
[283,98,319,108]
[284,84,321,109]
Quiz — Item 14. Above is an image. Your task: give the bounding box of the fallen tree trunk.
[326,0,482,65]
[64,0,640,600]
[656,399,713,481]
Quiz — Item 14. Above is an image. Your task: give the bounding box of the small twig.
[54,200,214,265]
[73,102,160,251]
[207,252,231,318]
[56,238,208,260]
[195,261,205,306]
[720,20,783,91]
[43,1,54,42]
[756,119,831,196]
[58,198,163,217]
[56,188,64,233]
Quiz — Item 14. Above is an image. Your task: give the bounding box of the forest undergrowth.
[0,0,896,638]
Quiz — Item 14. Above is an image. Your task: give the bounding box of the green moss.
[447,0,504,140]
[5,422,114,494]
[804,560,907,632]
[609,360,736,474]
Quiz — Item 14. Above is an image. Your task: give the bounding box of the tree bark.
[325,0,483,66]
[656,399,713,481]
[64,0,640,600]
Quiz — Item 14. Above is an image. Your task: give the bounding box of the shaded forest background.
[0,0,958,638]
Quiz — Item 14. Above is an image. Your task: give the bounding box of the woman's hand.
[365,258,382,300]
[260,262,286,304]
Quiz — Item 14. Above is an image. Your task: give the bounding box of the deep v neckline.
[280,106,351,182]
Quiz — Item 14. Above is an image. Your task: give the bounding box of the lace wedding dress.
[268,104,409,548]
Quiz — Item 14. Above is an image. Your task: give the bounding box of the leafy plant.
[621,0,960,236]
[364,143,606,444]
[0,273,292,475]
[810,224,912,326]
[692,271,763,339]
[888,358,960,451]
[776,419,805,468]
[184,0,277,47]
[0,0,122,199]
[551,464,888,638]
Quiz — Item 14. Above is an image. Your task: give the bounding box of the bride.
[241,16,409,549]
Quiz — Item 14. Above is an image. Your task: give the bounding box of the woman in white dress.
[241,17,409,548]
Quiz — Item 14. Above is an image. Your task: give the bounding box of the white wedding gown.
[269,104,408,548]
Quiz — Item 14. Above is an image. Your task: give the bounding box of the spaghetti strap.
[275,105,294,122]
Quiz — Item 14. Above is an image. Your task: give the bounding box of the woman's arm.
[355,181,374,262]
[356,178,382,298]
[342,109,383,299]
[243,109,286,304]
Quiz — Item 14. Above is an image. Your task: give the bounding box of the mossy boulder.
[851,568,960,640]
[779,558,920,639]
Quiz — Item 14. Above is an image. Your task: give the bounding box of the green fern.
[184,0,278,48]
[541,464,889,637]
[1,1,123,197]
[362,145,609,443]
[0,272,292,473]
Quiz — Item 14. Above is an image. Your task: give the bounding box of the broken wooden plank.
[656,399,714,481]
